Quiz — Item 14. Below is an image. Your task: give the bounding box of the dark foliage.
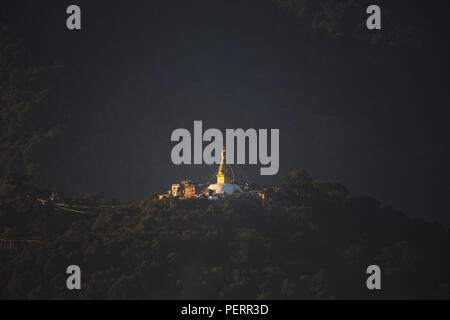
[272,0,428,46]
[1,169,449,299]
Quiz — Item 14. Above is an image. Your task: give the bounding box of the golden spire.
[217,147,232,184]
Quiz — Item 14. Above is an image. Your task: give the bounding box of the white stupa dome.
[206,147,244,196]
[207,183,243,195]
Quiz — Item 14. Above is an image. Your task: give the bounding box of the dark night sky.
[3,0,450,225]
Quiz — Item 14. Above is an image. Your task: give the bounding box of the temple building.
[207,148,243,196]
[183,182,203,198]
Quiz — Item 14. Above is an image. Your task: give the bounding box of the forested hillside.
[1,170,449,299]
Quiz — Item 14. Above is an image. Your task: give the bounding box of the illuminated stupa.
[207,148,243,195]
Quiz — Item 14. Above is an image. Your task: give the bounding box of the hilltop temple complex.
[159,147,278,201]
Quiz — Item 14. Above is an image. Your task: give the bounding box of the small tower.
[216,148,232,184]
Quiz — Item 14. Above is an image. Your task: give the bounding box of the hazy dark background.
[2,0,450,225]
